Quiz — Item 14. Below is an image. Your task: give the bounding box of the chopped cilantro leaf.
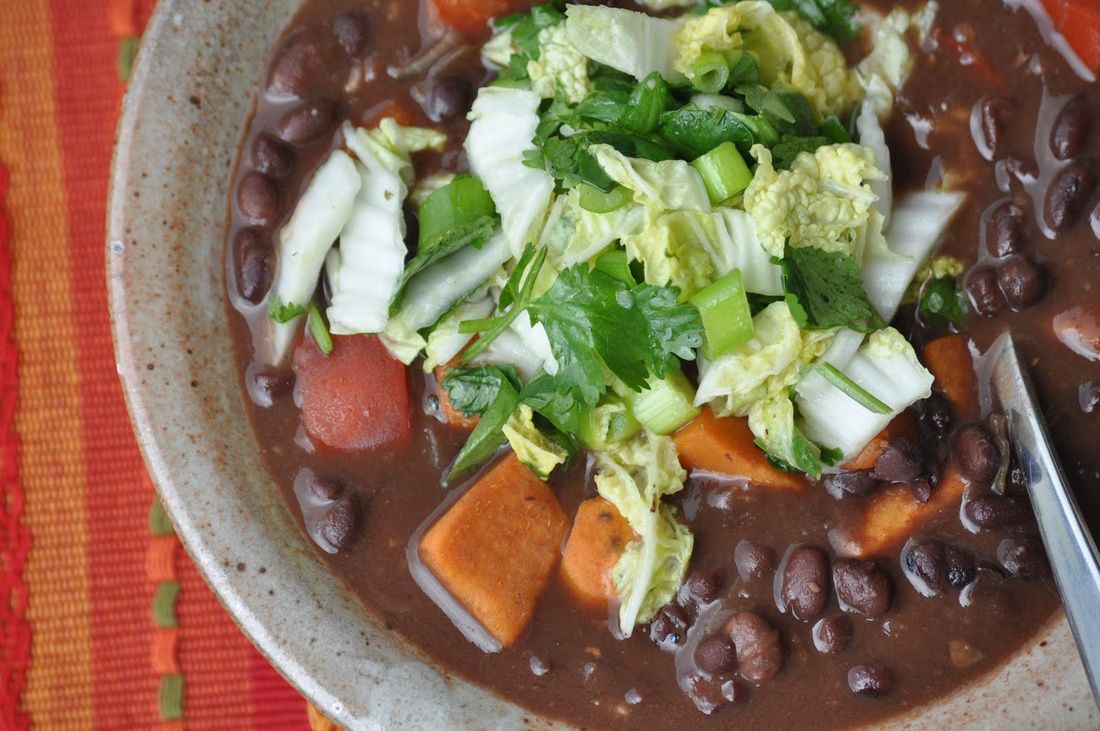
[442,366,522,417]
[919,276,966,328]
[528,265,704,405]
[779,246,886,333]
[269,298,306,324]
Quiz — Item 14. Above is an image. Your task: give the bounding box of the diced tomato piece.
[430,0,535,37]
[293,335,411,451]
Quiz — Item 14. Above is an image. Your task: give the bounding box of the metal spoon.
[991,333,1100,704]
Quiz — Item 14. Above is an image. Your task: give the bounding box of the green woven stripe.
[158,673,184,721]
[149,497,174,537]
[152,581,180,628]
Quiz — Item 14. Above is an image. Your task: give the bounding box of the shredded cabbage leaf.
[465,87,555,257]
[502,404,569,479]
[593,431,692,635]
[564,4,685,83]
[422,294,496,372]
[539,188,647,269]
[327,121,447,336]
[744,143,886,259]
[591,144,711,212]
[268,150,361,365]
[797,328,934,458]
[528,23,592,104]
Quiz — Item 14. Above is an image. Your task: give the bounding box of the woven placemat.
[0,1,339,727]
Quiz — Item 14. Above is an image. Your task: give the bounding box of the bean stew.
[225,0,1100,728]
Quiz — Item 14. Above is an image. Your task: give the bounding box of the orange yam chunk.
[842,411,920,471]
[673,408,806,491]
[856,467,968,558]
[419,455,569,648]
[922,335,979,422]
[560,498,636,614]
[433,366,478,430]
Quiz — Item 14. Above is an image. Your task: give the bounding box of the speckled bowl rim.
[106,1,1098,729]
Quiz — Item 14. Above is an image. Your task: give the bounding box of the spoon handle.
[993,336,1100,705]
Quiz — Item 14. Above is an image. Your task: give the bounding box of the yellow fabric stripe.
[0,0,95,725]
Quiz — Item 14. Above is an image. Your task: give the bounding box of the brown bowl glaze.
[106,1,1098,728]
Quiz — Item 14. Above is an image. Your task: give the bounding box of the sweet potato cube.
[856,467,968,558]
[419,455,568,648]
[843,411,920,471]
[922,335,979,422]
[560,498,636,614]
[673,408,806,491]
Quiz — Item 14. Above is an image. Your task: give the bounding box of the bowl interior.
[107,1,1097,728]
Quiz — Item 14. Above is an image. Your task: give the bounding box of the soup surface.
[225,1,1099,728]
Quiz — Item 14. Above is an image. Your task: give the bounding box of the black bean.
[923,393,953,434]
[253,370,294,398]
[964,496,1027,528]
[724,612,783,683]
[237,173,280,223]
[812,616,853,655]
[985,200,1025,258]
[779,545,830,621]
[952,424,1001,484]
[848,663,895,698]
[694,634,737,675]
[318,499,359,552]
[233,228,273,303]
[978,96,1012,156]
[308,475,345,502]
[966,267,1007,317]
[909,479,933,503]
[871,437,925,483]
[649,604,690,649]
[902,538,946,596]
[997,537,1050,579]
[268,35,328,96]
[1051,95,1090,161]
[1044,162,1094,232]
[333,12,370,56]
[944,545,977,589]
[685,568,723,605]
[426,75,475,123]
[279,98,338,146]
[996,255,1046,309]
[734,541,776,581]
[833,559,892,618]
[252,134,295,178]
[823,470,880,498]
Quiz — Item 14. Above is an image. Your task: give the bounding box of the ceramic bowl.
[106,1,1098,728]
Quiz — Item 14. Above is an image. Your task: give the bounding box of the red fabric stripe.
[0,146,32,730]
[250,648,310,730]
[45,1,161,726]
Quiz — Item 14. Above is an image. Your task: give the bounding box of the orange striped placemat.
[0,1,336,727]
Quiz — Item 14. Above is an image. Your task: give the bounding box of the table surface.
[0,1,327,728]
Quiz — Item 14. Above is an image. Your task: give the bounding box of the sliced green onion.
[627,371,700,436]
[726,49,760,87]
[307,302,334,356]
[578,184,632,214]
[691,142,753,204]
[594,249,635,285]
[458,316,499,335]
[578,395,641,450]
[814,362,892,415]
[448,379,520,480]
[458,247,547,365]
[689,269,753,359]
[690,51,731,94]
[418,175,497,249]
[819,114,851,144]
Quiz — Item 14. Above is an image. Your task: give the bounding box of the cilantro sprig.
[528,264,705,405]
[779,245,885,333]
